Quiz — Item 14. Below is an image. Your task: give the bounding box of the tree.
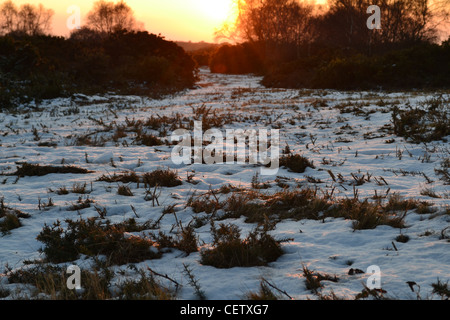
[16,3,54,36]
[0,1,53,36]
[86,0,142,34]
[0,0,17,35]
[314,0,438,53]
[216,0,316,61]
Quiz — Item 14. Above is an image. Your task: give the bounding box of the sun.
[195,0,237,25]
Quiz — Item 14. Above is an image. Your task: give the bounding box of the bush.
[261,42,450,90]
[200,220,285,268]
[0,30,197,107]
[36,218,160,265]
[392,102,449,143]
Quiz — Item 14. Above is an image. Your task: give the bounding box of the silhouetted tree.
[86,0,142,34]
[0,1,53,36]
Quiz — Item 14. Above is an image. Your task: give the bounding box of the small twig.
[147,266,181,291]
[391,241,398,251]
[262,278,293,300]
[130,204,139,218]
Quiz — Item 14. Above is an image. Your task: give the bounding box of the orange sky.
[9,1,447,42]
[10,0,239,42]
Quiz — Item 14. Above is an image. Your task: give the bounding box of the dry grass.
[12,163,91,177]
[143,168,182,188]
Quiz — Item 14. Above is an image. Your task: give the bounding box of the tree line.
[210,0,450,90]
[0,0,197,108]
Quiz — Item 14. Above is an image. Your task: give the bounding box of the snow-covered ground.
[0,68,448,300]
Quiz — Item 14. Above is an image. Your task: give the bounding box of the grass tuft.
[13,163,91,177]
[143,168,182,188]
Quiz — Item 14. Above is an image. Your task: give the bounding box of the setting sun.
[195,0,236,24]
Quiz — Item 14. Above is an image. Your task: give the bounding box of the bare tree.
[16,3,53,36]
[216,0,317,59]
[86,0,141,34]
[0,0,17,35]
[0,1,53,36]
[428,0,450,40]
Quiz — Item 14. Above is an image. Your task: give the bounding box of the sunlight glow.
[9,0,238,42]
[195,0,236,24]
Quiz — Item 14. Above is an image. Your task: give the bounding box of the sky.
[10,0,240,42]
[8,1,448,43]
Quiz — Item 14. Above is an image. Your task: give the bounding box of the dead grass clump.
[265,189,330,221]
[0,213,21,235]
[118,269,177,300]
[221,192,267,222]
[0,198,29,234]
[13,163,91,177]
[117,185,133,196]
[330,198,407,230]
[384,193,419,212]
[302,265,339,294]
[246,280,281,300]
[187,193,222,214]
[137,133,164,146]
[97,172,139,184]
[71,182,89,194]
[143,168,182,188]
[431,279,450,300]
[279,153,315,173]
[392,103,449,143]
[6,262,175,300]
[68,197,94,211]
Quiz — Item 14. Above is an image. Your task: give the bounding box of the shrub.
[261,42,450,91]
[36,218,160,265]
[392,103,449,143]
[0,31,197,108]
[329,198,407,230]
[200,220,285,268]
[155,226,198,255]
[6,263,175,300]
[431,279,450,300]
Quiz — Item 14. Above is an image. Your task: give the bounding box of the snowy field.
[0,68,449,300]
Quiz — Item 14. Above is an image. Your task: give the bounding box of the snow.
[0,67,448,300]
